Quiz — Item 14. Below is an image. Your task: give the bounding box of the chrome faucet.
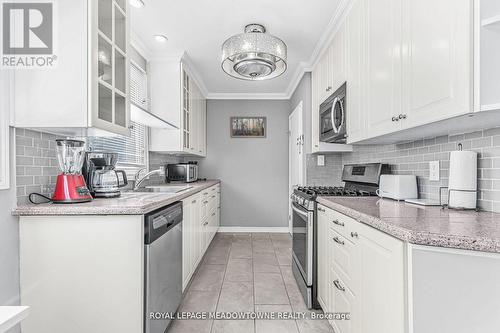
[133,166,165,191]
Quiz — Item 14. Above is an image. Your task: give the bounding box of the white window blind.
[87,122,147,171]
[130,61,148,111]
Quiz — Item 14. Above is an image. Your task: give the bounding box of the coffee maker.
[82,152,128,198]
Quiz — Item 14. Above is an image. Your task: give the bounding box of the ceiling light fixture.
[221,24,287,81]
[154,34,168,43]
[129,0,145,8]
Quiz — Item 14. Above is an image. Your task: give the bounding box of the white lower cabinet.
[317,204,405,333]
[182,184,220,291]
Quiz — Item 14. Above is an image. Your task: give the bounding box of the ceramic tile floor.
[169,233,334,333]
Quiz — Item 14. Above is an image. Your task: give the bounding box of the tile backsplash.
[15,128,184,204]
[307,127,500,213]
[16,129,62,204]
[306,153,343,187]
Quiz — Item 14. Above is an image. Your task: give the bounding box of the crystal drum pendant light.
[221,24,287,80]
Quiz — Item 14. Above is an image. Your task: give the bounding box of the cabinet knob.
[391,116,399,122]
[332,219,345,227]
[333,279,346,292]
[351,232,358,238]
[326,86,332,92]
[318,207,325,212]
[399,114,407,119]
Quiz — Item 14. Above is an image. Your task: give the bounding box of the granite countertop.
[316,196,500,253]
[12,180,220,216]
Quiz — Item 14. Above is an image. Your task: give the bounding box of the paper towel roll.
[449,151,477,190]
[448,150,477,209]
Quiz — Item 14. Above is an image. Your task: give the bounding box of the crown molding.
[206,0,351,100]
[206,92,290,100]
[133,0,351,100]
[306,0,352,70]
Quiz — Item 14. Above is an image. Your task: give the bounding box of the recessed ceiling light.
[154,35,168,43]
[130,0,145,8]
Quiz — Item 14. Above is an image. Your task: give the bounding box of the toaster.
[376,175,418,201]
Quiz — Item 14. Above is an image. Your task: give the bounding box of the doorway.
[288,101,304,234]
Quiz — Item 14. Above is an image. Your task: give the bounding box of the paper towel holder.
[439,187,479,212]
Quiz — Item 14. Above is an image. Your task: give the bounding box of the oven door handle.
[292,202,309,219]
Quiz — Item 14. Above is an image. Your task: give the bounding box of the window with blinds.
[87,48,149,173]
[130,61,148,111]
[87,122,147,170]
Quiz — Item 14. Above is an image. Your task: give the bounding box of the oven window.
[320,109,333,135]
[292,203,309,280]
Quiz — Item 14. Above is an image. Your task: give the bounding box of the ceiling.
[130,0,343,99]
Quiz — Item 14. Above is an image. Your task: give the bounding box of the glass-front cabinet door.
[182,69,191,151]
[92,0,130,136]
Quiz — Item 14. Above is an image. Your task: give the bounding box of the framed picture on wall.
[230,117,266,138]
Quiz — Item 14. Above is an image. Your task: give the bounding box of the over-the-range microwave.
[319,83,347,143]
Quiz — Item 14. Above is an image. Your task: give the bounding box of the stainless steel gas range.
[290,163,389,309]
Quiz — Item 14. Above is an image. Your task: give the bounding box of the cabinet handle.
[211,195,216,198]
[318,207,325,212]
[351,232,358,238]
[191,200,197,204]
[203,200,208,204]
[333,279,345,292]
[391,116,399,122]
[326,86,332,92]
[399,114,407,119]
[332,219,345,227]
[333,236,345,245]
[203,192,208,195]
[211,212,216,217]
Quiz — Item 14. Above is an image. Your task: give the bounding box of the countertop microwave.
[319,83,347,143]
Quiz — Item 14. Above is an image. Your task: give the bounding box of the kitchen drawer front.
[321,205,357,240]
[208,192,217,213]
[329,227,360,293]
[330,268,357,333]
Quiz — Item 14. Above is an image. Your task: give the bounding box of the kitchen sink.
[133,185,193,193]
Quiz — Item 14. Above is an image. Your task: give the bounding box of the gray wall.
[1,71,21,332]
[199,99,290,228]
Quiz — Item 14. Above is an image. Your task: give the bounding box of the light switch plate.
[429,161,440,181]
[317,155,325,166]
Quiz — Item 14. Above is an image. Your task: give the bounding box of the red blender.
[52,139,93,203]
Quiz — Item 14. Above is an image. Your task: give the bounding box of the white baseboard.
[217,227,290,233]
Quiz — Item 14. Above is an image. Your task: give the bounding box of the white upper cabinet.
[346,0,367,143]
[344,0,473,143]
[365,0,403,138]
[12,0,130,137]
[149,58,206,156]
[311,21,353,153]
[402,0,472,128]
[331,23,348,94]
[475,0,500,112]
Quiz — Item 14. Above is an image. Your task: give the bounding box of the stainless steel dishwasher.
[144,201,183,333]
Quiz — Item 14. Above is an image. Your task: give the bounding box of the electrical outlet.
[317,155,325,166]
[429,161,440,181]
